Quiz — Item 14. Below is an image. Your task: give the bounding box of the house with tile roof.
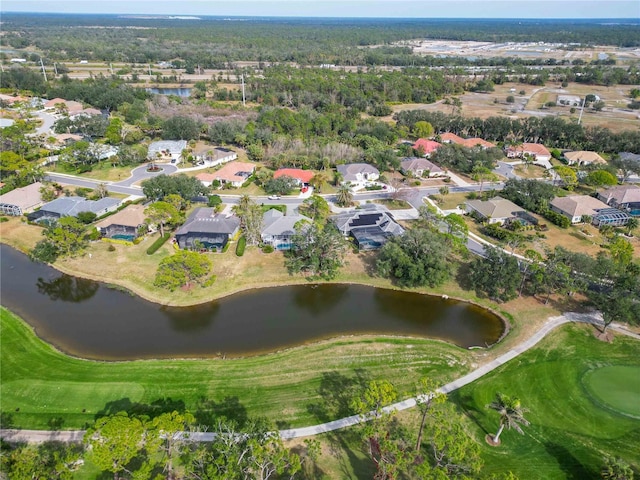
[273,168,315,186]
[261,209,310,250]
[400,157,445,177]
[550,195,610,224]
[336,163,380,187]
[412,138,442,157]
[330,204,404,250]
[95,204,148,240]
[175,208,240,251]
[597,185,640,216]
[563,151,607,166]
[505,143,551,162]
[439,132,465,144]
[465,196,530,225]
[209,161,256,188]
[0,182,44,216]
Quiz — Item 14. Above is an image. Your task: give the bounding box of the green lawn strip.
[0,307,471,430]
[450,325,640,479]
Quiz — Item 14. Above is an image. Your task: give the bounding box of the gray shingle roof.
[40,196,121,216]
[175,208,240,235]
[261,209,310,236]
[466,197,525,220]
[400,157,444,174]
[336,163,380,182]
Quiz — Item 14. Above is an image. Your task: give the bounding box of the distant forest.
[2,14,640,67]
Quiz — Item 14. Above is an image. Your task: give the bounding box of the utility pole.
[241,74,246,107]
[148,64,152,77]
[577,96,586,124]
[40,57,48,82]
[53,63,58,76]
[110,63,114,75]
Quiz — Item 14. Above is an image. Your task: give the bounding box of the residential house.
[563,151,607,166]
[336,163,380,187]
[175,208,240,251]
[95,204,148,240]
[439,133,495,149]
[556,95,582,107]
[439,132,465,144]
[400,157,445,177]
[44,98,84,115]
[28,196,121,224]
[261,209,310,250]
[412,138,442,157]
[465,196,530,225]
[0,93,27,105]
[207,161,255,188]
[330,204,405,250]
[0,182,44,216]
[550,195,610,224]
[147,140,188,162]
[273,168,315,186]
[463,138,496,149]
[597,185,640,216]
[192,146,237,167]
[505,143,552,162]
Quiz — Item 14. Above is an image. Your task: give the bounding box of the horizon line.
[2,11,640,20]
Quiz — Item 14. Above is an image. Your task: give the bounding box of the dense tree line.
[2,14,639,69]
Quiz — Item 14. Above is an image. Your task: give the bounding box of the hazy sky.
[2,0,639,19]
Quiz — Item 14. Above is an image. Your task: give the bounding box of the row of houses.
[465,184,640,228]
[172,203,405,252]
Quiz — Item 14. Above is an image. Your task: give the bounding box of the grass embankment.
[0,307,472,430]
[451,325,640,479]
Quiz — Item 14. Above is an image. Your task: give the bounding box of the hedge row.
[236,236,246,256]
[146,233,171,255]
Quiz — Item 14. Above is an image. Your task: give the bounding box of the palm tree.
[626,217,638,236]
[336,184,353,207]
[487,393,529,445]
[309,171,329,193]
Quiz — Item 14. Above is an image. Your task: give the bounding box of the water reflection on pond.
[1,245,504,360]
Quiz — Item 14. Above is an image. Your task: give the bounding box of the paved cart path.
[2,312,637,444]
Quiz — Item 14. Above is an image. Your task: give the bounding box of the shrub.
[202,275,217,287]
[146,233,171,255]
[542,209,571,228]
[107,244,116,252]
[506,95,515,103]
[0,217,8,223]
[77,211,98,224]
[236,236,246,256]
[208,194,222,207]
[262,245,274,253]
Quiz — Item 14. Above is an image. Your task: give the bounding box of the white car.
[268,195,281,200]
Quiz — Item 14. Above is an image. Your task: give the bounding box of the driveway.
[116,164,178,187]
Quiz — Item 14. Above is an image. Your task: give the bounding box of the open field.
[391,81,640,133]
[452,324,640,479]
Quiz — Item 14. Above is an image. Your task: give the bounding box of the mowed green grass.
[452,325,640,479]
[583,366,640,418]
[0,307,471,430]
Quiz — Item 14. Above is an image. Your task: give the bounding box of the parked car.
[268,195,281,200]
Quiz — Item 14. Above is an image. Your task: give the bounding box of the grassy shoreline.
[0,306,474,430]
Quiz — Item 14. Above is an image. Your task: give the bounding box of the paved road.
[3,312,635,444]
[32,110,58,136]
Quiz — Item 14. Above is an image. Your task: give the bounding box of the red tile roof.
[439,132,465,144]
[273,168,315,183]
[413,139,442,154]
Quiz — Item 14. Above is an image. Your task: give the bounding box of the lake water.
[0,245,504,360]
[145,87,192,97]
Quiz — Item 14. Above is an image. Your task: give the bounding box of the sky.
[2,0,639,19]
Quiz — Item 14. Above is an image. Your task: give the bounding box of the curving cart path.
[1,312,638,444]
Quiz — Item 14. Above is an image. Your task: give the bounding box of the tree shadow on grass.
[455,261,475,292]
[306,369,370,423]
[194,395,248,430]
[544,441,596,480]
[325,430,375,480]
[448,391,490,436]
[94,397,186,421]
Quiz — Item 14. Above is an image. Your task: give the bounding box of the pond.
[145,87,192,97]
[0,245,504,360]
